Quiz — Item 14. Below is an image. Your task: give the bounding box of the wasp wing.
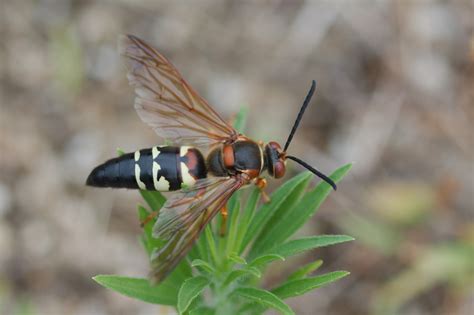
[149,176,245,283]
[119,35,238,147]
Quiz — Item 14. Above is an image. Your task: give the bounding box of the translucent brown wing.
[149,176,246,283]
[119,34,238,147]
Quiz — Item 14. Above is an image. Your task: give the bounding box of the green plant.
[93,110,353,314]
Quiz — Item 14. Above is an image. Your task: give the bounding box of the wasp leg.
[255,177,270,203]
[219,205,228,237]
[140,210,159,227]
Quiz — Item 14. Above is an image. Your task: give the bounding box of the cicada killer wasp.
[86,35,337,283]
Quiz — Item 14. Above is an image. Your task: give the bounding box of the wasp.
[86,35,337,283]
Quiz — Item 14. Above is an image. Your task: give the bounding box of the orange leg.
[255,177,271,203]
[219,205,228,237]
[140,210,159,227]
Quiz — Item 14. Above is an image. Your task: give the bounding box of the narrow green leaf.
[228,253,247,265]
[267,235,354,258]
[227,192,240,222]
[253,164,352,253]
[244,172,312,254]
[225,197,242,256]
[223,267,261,287]
[235,187,261,254]
[236,302,266,315]
[191,259,215,273]
[223,270,252,287]
[189,306,215,315]
[93,275,177,305]
[168,260,193,286]
[233,287,294,315]
[137,204,150,223]
[205,226,219,266]
[138,235,147,254]
[216,192,240,257]
[250,173,312,256]
[249,254,285,268]
[245,266,262,278]
[177,276,211,314]
[140,190,166,212]
[187,243,202,262]
[233,107,248,133]
[287,260,323,281]
[217,225,227,264]
[191,227,210,262]
[116,147,126,156]
[272,271,350,299]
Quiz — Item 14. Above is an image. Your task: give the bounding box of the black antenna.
[286,155,337,190]
[282,80,336,191]
[283,80,316,152]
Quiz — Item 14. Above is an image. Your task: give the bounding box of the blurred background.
[0,1,472,314]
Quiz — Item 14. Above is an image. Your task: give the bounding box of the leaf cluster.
[94,110,353,314]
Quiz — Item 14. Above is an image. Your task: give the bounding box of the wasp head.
[264,141,286,179]
[263,80,337,190]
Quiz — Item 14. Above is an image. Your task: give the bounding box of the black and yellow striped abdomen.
[86,146,207,191]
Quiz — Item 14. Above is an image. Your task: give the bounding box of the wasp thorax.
[264,141,286,178]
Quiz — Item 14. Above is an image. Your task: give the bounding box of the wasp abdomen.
[85,152,135,188]
[86,146,207,191]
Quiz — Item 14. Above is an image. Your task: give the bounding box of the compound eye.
[273,161,286,178]
[268,141,282,151]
